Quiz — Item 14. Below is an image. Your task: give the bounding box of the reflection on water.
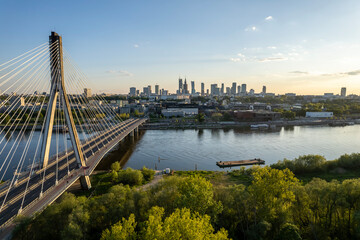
[102,125,360,171]
[95,131,145,170]
[3,125,360,176]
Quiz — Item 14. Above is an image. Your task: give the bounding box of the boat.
[250,124,269,129]
[216,159,265,168]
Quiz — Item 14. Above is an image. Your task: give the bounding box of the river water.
[97,125,360,171]
[2,125,360,179]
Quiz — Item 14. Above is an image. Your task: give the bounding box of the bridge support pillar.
[80,176,91,190]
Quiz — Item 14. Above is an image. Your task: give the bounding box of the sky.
[1,0,360,95]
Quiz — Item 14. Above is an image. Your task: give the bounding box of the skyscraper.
[143,87,149,96]
[129,87,136,96]
[178,78,183,94]
[183,79,189,94]
[155,85,159,95]
[341,87,346,97]
[241,84,247,94]
[211,84,218,96]
[226,87,231,95]
[237,85,241,95]
[201,83,205,96]
[191,81,195,94]
[148,85,152,94]
[231,82,237,95]
[221,83,224,95]
[262,86,266,94]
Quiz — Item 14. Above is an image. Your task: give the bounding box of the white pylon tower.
[40,32,91,189]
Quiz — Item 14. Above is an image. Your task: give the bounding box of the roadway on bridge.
[0,118,145,227]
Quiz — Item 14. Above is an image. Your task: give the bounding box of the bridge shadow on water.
[94,130,146,171]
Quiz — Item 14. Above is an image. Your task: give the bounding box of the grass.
[295,169,360,184]
[174,170,252,187]
[72,168,360,198]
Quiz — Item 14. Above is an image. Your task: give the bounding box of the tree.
[275,223,302,240]
[118,168,144,186]
[282,110,296,120]
[141,207,229,240]
[211,113,223,122]
[196,113,205,123]
[248,167,299,234]
[141,166,155,182]
[110,161,120,172]
[101,214,137,240]
[150,176,222,217]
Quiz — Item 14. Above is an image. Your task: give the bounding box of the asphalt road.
[0,118,141,226]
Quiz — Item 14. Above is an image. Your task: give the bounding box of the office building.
[262,86,266,94]
[201,83,205,96]
[191,81,195,94]
[221,83,224,95]
[84,88,92,98]
[129,87,136,96]
[178,78,183,94]
[341,87,346,97]
[210,84,220,96]
[241,84,247,94]
[155,85,159,95]
[237,85,241,95]
[148,85,152,94]
[231,82,237,95]
[206,89,209,95]
[226,87,231,95]
[143,87,149,96]
[249,89,255,95]
[183,79,189,94]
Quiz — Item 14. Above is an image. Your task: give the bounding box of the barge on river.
[216,158,265,168]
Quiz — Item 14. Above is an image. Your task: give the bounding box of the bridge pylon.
[40,32,91,190]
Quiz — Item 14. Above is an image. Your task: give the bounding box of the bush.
[110,161,121,172]
[118,168,143,186]
[271,155,326,174]
[141,167,155,182]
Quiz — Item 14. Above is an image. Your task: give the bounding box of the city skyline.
[1,1,360,94]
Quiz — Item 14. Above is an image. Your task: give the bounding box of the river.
[1,125,360,179]
[97,125,360,171]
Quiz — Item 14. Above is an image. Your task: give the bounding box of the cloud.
[289,71,309,75]
[245,26,258,32]
[267,46,277,50]
[106,70,133,77]
[230,58,242,62]
[256,57,287,62]
[322,69,360,77]
[265,16,273,21]
[133,44,139,48]
[345,70,360,75]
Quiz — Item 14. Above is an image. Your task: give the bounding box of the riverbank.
[140,118,360,130]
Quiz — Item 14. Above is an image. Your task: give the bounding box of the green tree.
[110,161,120,172]
[211,113,223,122]
[275,223,302,240]
[248,167,299,234]
[141,207,229,240]
[196,113,205,123]
[141,166,155,182]
[118,168,144,186]
[101,214,137,240]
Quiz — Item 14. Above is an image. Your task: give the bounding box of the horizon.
[1,0,360,95]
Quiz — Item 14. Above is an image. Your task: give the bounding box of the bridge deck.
[0,118,146,236]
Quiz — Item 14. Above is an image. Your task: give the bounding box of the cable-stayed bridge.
[0,32,146,235]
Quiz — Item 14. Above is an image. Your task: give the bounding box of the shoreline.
[140,118,360,130]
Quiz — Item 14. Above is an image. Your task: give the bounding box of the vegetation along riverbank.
[11,153,360,240]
